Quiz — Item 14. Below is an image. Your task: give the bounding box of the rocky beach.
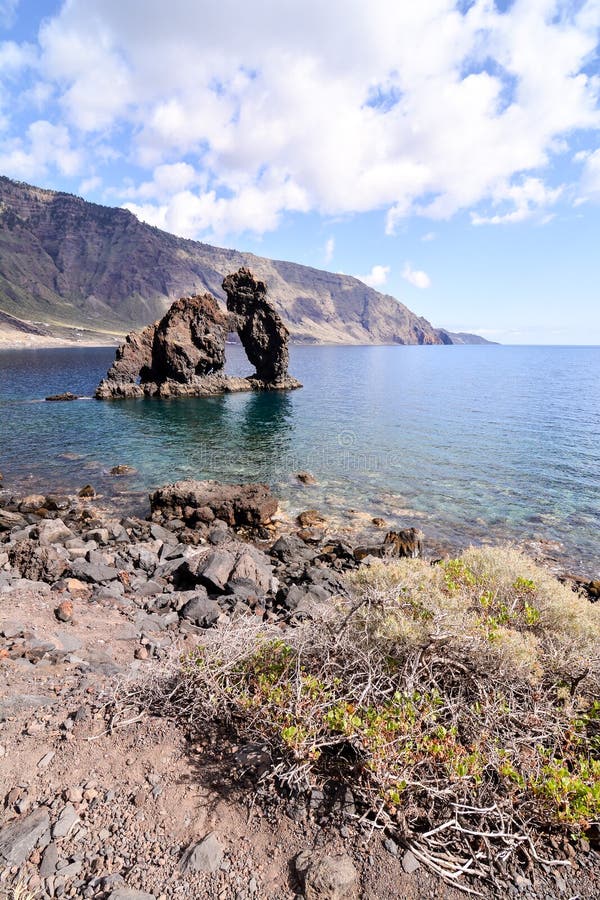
[1,470,599,900]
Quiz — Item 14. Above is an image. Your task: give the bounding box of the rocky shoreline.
[0,473,597,654]
[1,476,598,900]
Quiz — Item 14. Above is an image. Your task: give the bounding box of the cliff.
[0,176,491,346]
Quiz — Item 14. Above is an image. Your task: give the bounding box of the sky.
[0,0,599,344]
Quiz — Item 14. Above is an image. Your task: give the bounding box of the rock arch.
[95,269,301,399]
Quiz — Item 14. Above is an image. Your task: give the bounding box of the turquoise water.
[0,344,598,574]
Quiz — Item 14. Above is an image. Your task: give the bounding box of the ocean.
[0,344,598,575]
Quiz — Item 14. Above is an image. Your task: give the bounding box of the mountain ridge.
[0,176,493,346]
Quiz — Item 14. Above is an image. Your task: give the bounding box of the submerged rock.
[95,270,301,399]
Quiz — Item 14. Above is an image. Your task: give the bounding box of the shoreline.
[1,475,597,598]
[0,333,121,350]
[1,478,599,899]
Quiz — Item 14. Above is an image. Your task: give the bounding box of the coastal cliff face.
[0,177,488,346]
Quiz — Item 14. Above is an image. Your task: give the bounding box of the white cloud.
[324,236,335,264]
[356,264,390,288]
[0,39,36,72]
[421,231,436,242]
[471,177,563,225]
[2,0,600,238]
[402,263,431,289]
[0,120,82,180]
[79,175,102,195]
[580,148,600,199]
[124,176,310,239]
[0,1,20,28]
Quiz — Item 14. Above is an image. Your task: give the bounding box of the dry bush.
[0,882,38,900]
[136,545,600,889]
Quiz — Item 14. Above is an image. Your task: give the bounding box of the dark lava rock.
[45,392,78,401]
[70,559,119,583]
[382,527,423,558]
[95,321,156,399]
[223,267,300,387]
[586,580,600,602]
[110,464,136,476]
[194,549,236,592]
[8,539,68,583]
[296,471,317,484]
[0,806,50,865]
[270,533,313,564]
[150,479,278,529]
[179,594,221,627]
[152,293,229,382]
[96,270,301,399]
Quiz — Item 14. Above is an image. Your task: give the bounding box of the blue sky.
[0,0,599,343]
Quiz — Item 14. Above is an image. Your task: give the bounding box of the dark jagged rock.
[354,527,424,561]
[151,294,229,382]
[382,528,423,559]
[223,267,300,388]
[150,480,278,530]
[45,392,78,402]
[96,322,156,399]
[95,274,301,399]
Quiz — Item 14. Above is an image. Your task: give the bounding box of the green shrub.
[145,545,600,885]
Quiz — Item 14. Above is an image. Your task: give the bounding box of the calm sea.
[0,344,598,575]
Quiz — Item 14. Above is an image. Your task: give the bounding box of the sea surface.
[0,344,598,575]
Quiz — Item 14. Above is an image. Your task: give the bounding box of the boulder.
[152,293,229,381]
[8,540,68,583]
[150,480,278,529]
[179,831,224,873]
[270,533,314,565]
[229,549,273,593]
[295,849,359,900]
[35,518,74,545]
[0,508,26,531]
[382,528,423,559]
[297,471,317,484]
[70,559,119,583]
[297,510,327,528]
[195,549,236,591]
[180,594,221,627]
[18,494,47,513]
[0,806,50,865]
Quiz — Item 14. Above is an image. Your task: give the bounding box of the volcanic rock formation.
[223,267,290,384]
[95,270,302,399]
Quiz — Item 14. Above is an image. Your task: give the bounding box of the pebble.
[55,599,74,622]
[38,750,56,769]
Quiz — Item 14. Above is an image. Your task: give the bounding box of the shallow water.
[0,344,598,574]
